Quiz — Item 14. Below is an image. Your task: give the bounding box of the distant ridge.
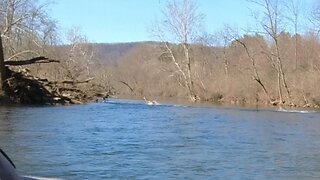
[91,41,158,63]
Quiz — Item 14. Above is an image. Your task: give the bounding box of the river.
[0,99,320,179]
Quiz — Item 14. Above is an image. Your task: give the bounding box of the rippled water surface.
[1,99,320,179]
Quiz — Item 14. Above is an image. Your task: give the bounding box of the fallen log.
[48,77,94,85]
[5,56,59,66]
[59,77,94,84]
[55,87,83,93]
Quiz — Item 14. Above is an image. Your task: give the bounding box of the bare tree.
[0,0,57,94]
[235,37,273,104]
[0,0,55,60]
[311,0,320,32]
[59,27,94,81]
[249,0,290,104]
[0,34,5,93]
[151,0,204,101]
[285,0,302,70]
[215,25,237,79]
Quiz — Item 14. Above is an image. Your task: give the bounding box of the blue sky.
[47,0,314,43]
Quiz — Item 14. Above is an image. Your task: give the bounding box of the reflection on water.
[0,100,320,179]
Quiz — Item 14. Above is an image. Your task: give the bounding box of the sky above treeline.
[47,0,315,43]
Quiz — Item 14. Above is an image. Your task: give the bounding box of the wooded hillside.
[103,36,320,108]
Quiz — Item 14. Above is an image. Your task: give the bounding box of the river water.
[0,99,320,179]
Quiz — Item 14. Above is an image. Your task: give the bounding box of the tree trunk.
[183,43,197,101]
[294,32,298,70]
[274,39,290,101]
[0,35,6,94]
[236,39,273,104]
[164,42,191,96]
[277,66,283,104]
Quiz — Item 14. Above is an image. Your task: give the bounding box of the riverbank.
[1,84,319,112]
[113,94,320,112]
[0,67,112,105]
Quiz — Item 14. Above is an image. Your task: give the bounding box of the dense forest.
[1,0,320,108]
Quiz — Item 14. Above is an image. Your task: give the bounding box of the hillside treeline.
[108,0,320,108]
[111,33,320,108]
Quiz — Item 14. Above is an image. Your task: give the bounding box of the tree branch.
[5,56,60,66]
[119,80,134,93]
[49,77,94,85]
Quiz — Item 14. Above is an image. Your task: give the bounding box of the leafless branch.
[5,56,59,66]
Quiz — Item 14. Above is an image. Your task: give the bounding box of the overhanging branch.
[5,56,60,66]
